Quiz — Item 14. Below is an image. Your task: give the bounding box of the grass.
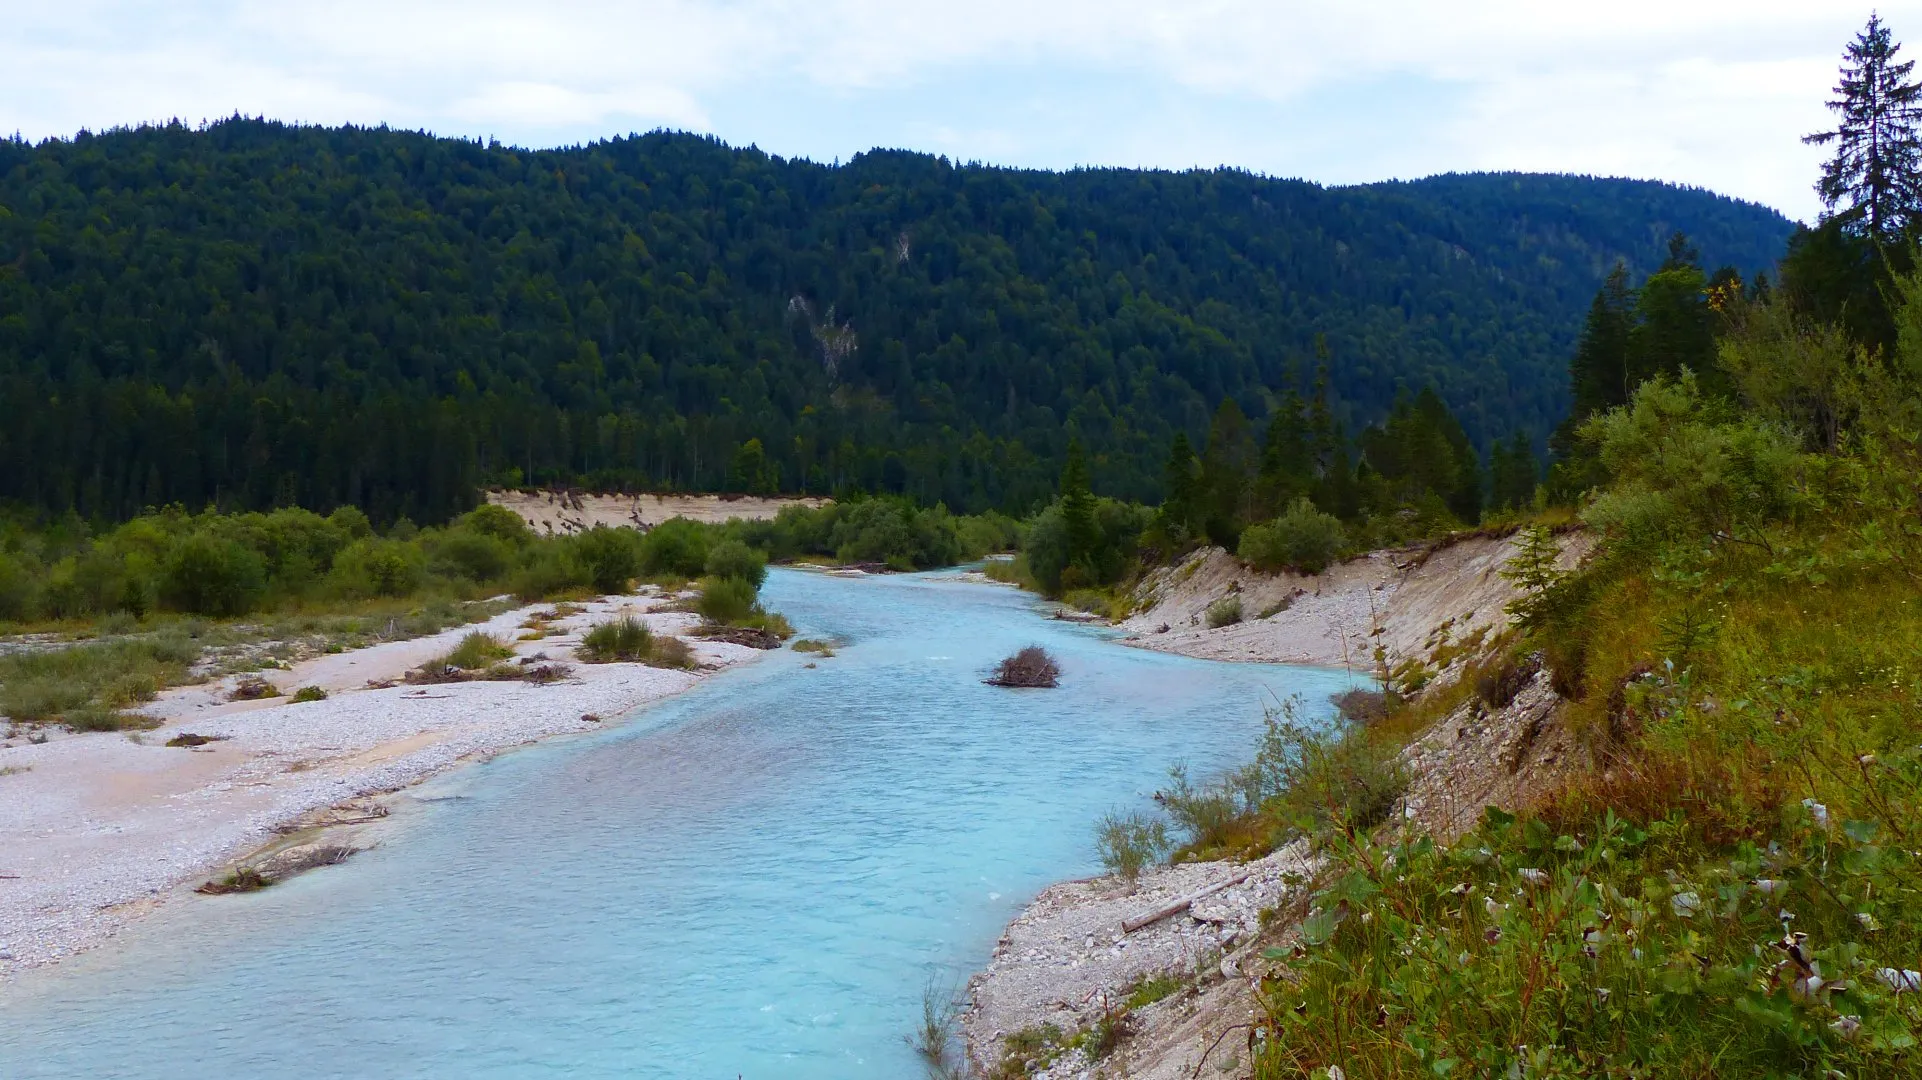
[438,631,514,671]
[1124,972,1184,1010]
[0,635,200,728]
[576,616,696,669]
[1205,595,1243,628]
[791,638,836,657]
[0,764,29,776]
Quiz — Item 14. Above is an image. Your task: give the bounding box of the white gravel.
[0,594,761,974]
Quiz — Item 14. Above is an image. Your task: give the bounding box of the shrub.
[704,539,768,588]
[572,525,643,594]
[697,576,760,624]
[1161,764,1246,852]
[647,636,695,669]
[1244,699,1407,838]
[430,530,514,582]
[456,503,534,546]
[1095,811,1170,883]
[0,550,42,622]
[162,533,268,616]
[330,538,427,599]
[640,518,712,579]
[986,645,1061,687]
[1205,595,1243,628]
[578,616,653,662]
[1238,498,1346,574]
[291,685,329,703]
[440,631,514,670]
[510,546,589,601]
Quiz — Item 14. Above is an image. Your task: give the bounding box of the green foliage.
[1580,372,1809,554]
[697,576,760,624]
[571,525,642,594]
[0,635,199,726]
[437,632,513,671]
[1255,808,1922,1078]
[1096,811,1172,883]
[704,540,768,588]
[640,518,714,579]
[1238,498,1347,574]
[161,532,267,617]
[577,616,653,663]
[0,121,1791,523]
[290,685,328,703]
[330,538,428,599]
[1205,595,1243,628]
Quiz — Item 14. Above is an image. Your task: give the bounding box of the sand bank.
[0,592,762,975]
[485,490,828,535]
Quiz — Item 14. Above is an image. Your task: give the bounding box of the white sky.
[3,2,1907,219]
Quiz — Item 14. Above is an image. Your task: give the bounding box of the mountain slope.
[0,121,1795,520]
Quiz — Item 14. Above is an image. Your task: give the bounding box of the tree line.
[0,120,1790,523]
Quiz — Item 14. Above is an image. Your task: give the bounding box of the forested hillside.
[0,119,1793,522]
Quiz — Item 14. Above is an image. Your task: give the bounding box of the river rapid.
[0,569,1363,1079]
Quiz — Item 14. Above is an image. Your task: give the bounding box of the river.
[0,569,1363,1078]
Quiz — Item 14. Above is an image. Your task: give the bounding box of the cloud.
[2,1,1912,217]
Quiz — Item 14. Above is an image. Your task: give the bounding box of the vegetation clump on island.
[986,646,1061,688]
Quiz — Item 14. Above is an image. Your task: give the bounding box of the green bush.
[1095,811,1170,883]
[429,530,514,582]
[578,616,653,662]
[291,685,329,702]
[456,503,534,546]
[330,538,427,599]
[1205,595,1243,628]
[0,550,43,622]
[572,525,643,594]
[697,576,759,623]
[438,631,513,670]
[640,518,712,579]
[509,545,589,601]
[1238,498,1346,574]
[704,539,768,588]
[162,533,268,616]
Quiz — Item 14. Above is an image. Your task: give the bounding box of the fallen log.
[1121,869,1254,934]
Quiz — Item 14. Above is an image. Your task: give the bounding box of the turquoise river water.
[0,569,1363,1079]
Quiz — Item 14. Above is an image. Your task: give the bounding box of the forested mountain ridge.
[0,119,1794,521]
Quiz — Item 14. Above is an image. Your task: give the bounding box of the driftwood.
[986,645,1061,688]
[1121,870,1255,934]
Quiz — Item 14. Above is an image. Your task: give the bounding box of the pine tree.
[1059,439,1099,572]
[1157,433,1203,545]
[1564,262,1636,424]
[1805,13,1922,240]
[1256,390,1312,516]
[1198,399,1258,547]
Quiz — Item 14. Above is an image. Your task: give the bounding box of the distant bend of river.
[0,568,1365,1079]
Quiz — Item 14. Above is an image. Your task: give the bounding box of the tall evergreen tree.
[1806,13,1922,240]
[1563,262,1636,427]
[1156,433,1204,545]
[1256,390,1312,516]
[1198,399,1258,548]
[1059,439,1099,573]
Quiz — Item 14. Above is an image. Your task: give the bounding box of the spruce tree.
[1806,13,1922,240]
[1059,439,1099,574]
[1157,433,1203,545]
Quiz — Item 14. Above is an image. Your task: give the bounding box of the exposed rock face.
[1118,531,1589,672]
